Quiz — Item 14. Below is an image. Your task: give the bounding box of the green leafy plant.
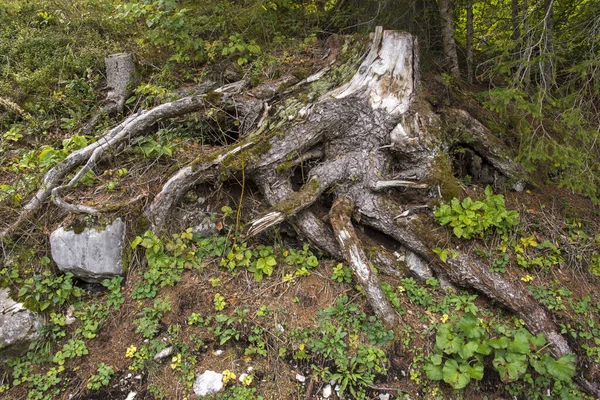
[331,263,352,283]
[87,363,114,390]
[425,313,576,390]
[214,293,227,311]
[17,271,82,312]
[249,245,277,282]
[434,186,519,239]
[134,297,171,339]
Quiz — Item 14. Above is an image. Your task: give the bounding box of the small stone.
[153,346,174,361]
[238,373,248,382]
[193,370,223,397]
[192,217,218,238]
[322,384,332,398]
[134,375,142,380]
[378,394,390,400]
[124,392,137,400]
[275,324,284,333]
[64,306,76,325]
[214,349,223,356]
[247,367,253,373]
[295,374,306,383]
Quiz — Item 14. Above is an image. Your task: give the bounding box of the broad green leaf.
[543,353,576,382]
[458,340,479,359]
[508,330,530,354]
[425,362,443,380]
[468,362,484,380]
[131,236,143,249]
[442,359,471,389]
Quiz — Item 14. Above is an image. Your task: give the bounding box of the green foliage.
[87,363,115,390]
[398,277,433,308]
[220,242,253,272]
[75,303,109,339]
[434,186,519,239]
[17,271,82,312]
[213,293,227,311]
[331,263,352,283]
[426,313,576,391]
[52,339,88,366]
[134,297,171,339]
[249,245,277,282]
[102,276,125,310]
[214,386,265,400]
[529,282,572,312]
[285,244,319,270]
[131,229,222,299]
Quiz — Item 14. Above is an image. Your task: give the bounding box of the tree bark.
[511,0,520,42]
[542,0,554,89]
[466,0,474,83]
[438,0,461,79]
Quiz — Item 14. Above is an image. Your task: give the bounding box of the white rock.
[64,306,77,325]
[0,288,43,357]
[50,219,126,282]
[275,324,285,333]
[379,394,390,400]
[125,392,137,400]
[238,373,248,382]
[214,349,224,356]
[193,370,223,397]
[295,374,306,383]
[322,384,332,398]
[153,346,174,361]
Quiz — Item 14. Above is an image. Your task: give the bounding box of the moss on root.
[427,154,461,201]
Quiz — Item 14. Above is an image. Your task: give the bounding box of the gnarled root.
[329,197,398,329]
[1,81,250,238]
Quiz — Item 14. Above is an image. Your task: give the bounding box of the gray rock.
[405,251,432,280]
[50,219,126,283]
[192,217,218,238]
[153,346,174,361]
[193,370,223,397]
[0,289,43,358]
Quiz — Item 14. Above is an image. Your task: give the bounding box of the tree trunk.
[511,0,520,42]
[542,0,554,89]
[438,0,460,79]
[466,0,474,83]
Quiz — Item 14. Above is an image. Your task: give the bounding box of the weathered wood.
[104,53,138,115]
[329,197,398,329]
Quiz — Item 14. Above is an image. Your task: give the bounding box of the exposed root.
[256,168,342,258]
[1,81,249,238]
[146,141,255,230]
[329,196,398,329]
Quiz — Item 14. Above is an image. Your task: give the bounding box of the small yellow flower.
[521,274,534,282]
[222,369,236,384]
[440,314,449,323]
[170,353,183,370]
[125,345,137,358]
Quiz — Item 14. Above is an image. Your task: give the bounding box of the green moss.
[276,160,294,174]
[274,178,320,215]
[427,154,461,201]
[203,90,224,105]
[291,67,311,80]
